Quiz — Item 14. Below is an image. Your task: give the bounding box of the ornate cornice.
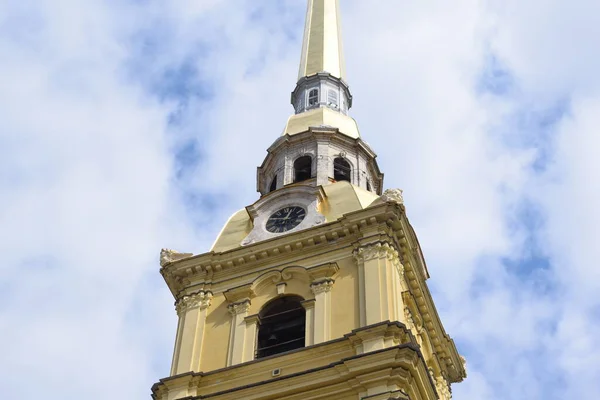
[160,203,398,289]
[175,291,213,315]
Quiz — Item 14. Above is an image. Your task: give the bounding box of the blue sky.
[1,1,600,399]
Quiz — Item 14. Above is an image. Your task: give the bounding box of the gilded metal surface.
[283,107,360,138]
[298,0,346,80]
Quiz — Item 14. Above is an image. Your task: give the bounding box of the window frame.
[333,157,352,183]
[256,296,306,359]
[307,88,319,107]
[293,155,313,183]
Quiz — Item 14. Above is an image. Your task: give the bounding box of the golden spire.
[298,0,346,81]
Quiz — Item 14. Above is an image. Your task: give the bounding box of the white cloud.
[1,0,599,399]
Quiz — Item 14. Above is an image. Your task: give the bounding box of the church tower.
[152,1,466,399]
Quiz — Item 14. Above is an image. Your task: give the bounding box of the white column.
[170,291,212,375]
[310,279,334,344]
[227,300,251,366]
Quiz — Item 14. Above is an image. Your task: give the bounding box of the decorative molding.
[223,284,254,305]
[276,283,287,295]
[175,291,212,315]
[404,306,416,331]
[382,188,404,205]
[244,314,260,325]
[362,390,410,400]
[310,279,334,295]
[307,262,339,281]
[301,299,316,310]
[228,299,251,316]
[435,375,452,400]
[160,248,193,267]
[402,292,423,333]
[460,355,468,376]
[353,241,402,263]
[250,266,310,295]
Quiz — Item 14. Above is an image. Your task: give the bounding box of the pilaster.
[310,279,334,343]
[301,299,316,346]
[243,314,260,363]
[227,300,251,366]
[353,241,405,326]
[316,137,331,186]
[171,291,213,375]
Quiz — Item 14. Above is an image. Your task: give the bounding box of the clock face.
[266,206,306,233]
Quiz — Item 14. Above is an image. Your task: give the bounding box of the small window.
[269,175,277,192]
[334,157,351,182]
[294,156,312,182]
[366,180,372,192]
[308,89,319,107]
[256,296,306,359]
[327,90,338,107]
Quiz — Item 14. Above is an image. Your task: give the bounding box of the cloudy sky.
[1,0,600,398]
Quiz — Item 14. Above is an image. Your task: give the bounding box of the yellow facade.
[152,1,465,399]
[154,192,465,399]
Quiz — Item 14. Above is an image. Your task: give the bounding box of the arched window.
[366,180,372,192]
[256,296,306,359]
[334,157,351,182]
[308,88,319,107]
[269,175,277,192]
[327,89,338,108]
[294,156,312,183]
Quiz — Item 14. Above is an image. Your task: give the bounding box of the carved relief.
[354,241,402,263]
[175,291,213,315]
[228,300,251,316]
[310,279,334,295]
[404,306,416,331]
[460,355,468,376]
[435,375,452,400]
[381,188,404,205]
[160,248,193,267]
[250,266,310,295]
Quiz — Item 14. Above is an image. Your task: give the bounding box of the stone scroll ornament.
[160,248,193,267]
[381,188,404,205]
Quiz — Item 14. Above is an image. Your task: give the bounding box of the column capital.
[310,279,334,295]
[175,291,213,315]
[353,240,402,265]
[228,299,251,316]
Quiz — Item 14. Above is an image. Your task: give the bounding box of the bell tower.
[152,1,466,399]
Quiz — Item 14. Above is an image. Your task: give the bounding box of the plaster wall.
[330,256,360,339]
[200,294,230,372]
